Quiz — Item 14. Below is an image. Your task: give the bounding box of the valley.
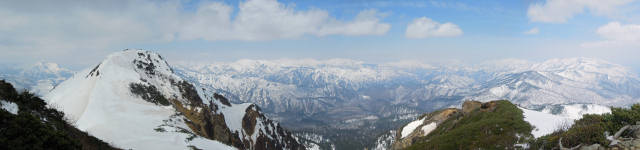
[4,54,639,149]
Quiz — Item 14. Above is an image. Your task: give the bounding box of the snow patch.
[542,104,611,120]
[1,100,18,115]
[220,103,253,134]
[401,117,425,138]
[420,122,437,136]
[519,107,573,138]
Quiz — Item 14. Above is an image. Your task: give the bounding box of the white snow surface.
[44,50,236,150]
[520,105,610,138]
[1,100,18,115]
[420,122,437,136]
[401,117,425,138]
[542,104,612,120]
[519,107,572,138]
[220,102,252,134]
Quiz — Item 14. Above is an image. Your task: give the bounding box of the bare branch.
[613,125,631,139]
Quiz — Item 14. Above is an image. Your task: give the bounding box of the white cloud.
[181,0,391,41]
[527,0,633,23]
[524,27,540,35]
[0,0,391,65]
[582,22,640,48]
[405,17,462,39]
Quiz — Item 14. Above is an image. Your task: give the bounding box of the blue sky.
[1,0,640,71]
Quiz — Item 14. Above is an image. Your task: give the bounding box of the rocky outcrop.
[391,100,534,150]
[569,122,640,150]
[391,106,463,149]
[462,100,481,114]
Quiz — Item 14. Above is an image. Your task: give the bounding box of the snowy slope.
[519,104,611,138]
[1,100,19,115]
[400,117,425,138]
[45,49,303,150]
[520,107,572,138]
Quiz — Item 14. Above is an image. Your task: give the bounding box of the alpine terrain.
[3,55,639,149]
[174,58,640,149]
[43,49,305,150]
[390,100,640,150]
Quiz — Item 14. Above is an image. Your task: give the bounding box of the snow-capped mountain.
[470,58,640,107]
[175,57,639,118]
[174,57,640,149]
[44,49,304,150]
[0,62,73,96]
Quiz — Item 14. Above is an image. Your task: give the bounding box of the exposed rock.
[462,100,481,114]
[572,122,640,150]
[391,108,460,150]
[579,144,605,150]
[214,93,231,106]
[243,105,260,136]
[86,63,101,77]
[480,100,499,112]
[172,99,243,148]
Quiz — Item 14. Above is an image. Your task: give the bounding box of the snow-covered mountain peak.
[44,49,304,150]
[90,49,174,78]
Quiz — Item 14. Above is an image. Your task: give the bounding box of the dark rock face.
[242,105,305,150]
[129,83,171,106]
[174,80,204,106]
[243,105,259,136]
[87,63,101,78]
[125,50,304,150]
[174,92,305,150]
[214,93,231,106]
[173,99,244,148]
[133,52,158,76]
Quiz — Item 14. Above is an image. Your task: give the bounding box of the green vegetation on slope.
[406,100,533,150]
[530,103,640,149]
[0,80,117,150]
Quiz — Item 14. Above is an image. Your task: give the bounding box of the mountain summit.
[45,49,304,150]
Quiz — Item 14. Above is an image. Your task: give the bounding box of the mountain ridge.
[44,49,304,150]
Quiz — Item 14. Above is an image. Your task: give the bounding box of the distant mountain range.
[2,56,639,149]
[172,57,640,149]
[0,62,73,96]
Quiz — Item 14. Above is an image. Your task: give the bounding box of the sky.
[1,0,640,71]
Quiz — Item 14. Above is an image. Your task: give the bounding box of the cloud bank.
[181,0,391,41]
[0,0,391,64]
[527,0,633,23]
[582,22,640,48]
[405,17,463,39]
